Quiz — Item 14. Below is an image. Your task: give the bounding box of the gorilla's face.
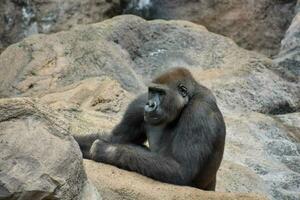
[144,83,189,125]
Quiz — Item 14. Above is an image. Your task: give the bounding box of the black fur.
[74,67,226,191]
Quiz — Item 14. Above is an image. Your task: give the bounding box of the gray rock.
[274,7,300,77]
[218,112,300,200]
[1,15,299,115]
[0,0,122,52]
[0,98,99,200]
[123,0,297,57]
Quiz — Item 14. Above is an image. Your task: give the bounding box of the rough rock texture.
[124,0,297,57]
[0,98,100,200]
[0,0,121,52]
[84,160,267,200]
[274,0,300,77]
[0,15,299,114]
[217,112,300,199]
[0,15,299,199]
[1,0,297,57]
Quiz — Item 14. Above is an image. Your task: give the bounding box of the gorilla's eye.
[178,84,188,97]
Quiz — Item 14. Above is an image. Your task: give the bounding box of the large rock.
[84,160,266,200]
[0,98,100,200]
[36,76,134,135]
[0,0,121,52]
[217,112,300,199]
[274,1,300,77]
[191,63,300,115]
[123,0,297,57]
[0,15,299,199]
[0,15,299,114]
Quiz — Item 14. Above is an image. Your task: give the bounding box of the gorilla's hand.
[89,139,116,163]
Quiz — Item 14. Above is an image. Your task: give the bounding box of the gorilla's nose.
[144,100,157,113]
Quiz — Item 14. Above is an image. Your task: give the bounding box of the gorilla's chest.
[146,125,166,153]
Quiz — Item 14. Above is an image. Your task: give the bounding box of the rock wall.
[0,0,122,52]
[123,0,298,57]
[274,0,300,77]
[1,0,298,58]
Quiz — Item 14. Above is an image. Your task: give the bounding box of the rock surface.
[218,112,300,199]
[124,0,297,57]
[84,159,267,200]
[0,15,299,200]
[0,98,99,200]
[0,0,121,52]
[1,0,298,58]
[0,15,299,114]
[274,0,300,77]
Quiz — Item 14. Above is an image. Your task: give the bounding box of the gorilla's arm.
[107,94,147,144]
[74,94,147,158]
[172,96,226,189]
[89,139,189,185]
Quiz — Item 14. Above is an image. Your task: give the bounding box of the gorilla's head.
[144,67,196,125]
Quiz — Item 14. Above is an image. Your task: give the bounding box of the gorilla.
[75,67,226,191]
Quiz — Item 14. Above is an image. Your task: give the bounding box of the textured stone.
[1,16,299,115]
[123,0,297,57]
[218,112,300,199]
[274,4,300,77]
[84,160,267,200]
[0,98,100,200]
[0,0,121,52]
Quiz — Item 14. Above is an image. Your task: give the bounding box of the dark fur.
[75,67,226,190]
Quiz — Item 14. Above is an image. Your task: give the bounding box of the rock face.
[218,112,300,199]
[0,0,121,52]
[274,1,300,77]
[1,15,299,114]
[124,0,297,57]
[0,0,298,57]
[1,0,297,57]
[0,15,299,199]
[0,98,99,200]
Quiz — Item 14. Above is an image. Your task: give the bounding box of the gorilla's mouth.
[144,113,163,124]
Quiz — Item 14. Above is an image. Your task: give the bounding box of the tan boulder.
[84,160,267,200]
